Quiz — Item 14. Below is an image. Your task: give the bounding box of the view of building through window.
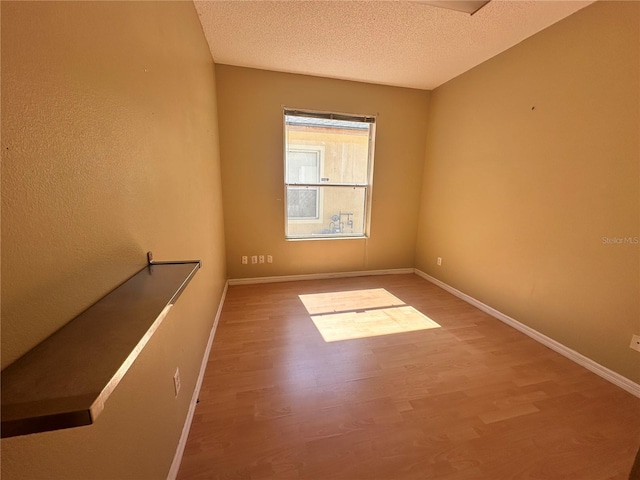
[284,110,376,239]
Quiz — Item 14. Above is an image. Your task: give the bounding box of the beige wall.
[415,1,640,383]
[1,1,226,478]
[216,65,430,278]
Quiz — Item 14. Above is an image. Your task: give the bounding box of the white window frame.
[286,146,325,223]
[283,108,376,240]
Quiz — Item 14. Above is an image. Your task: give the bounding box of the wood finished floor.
[178,274,640,479]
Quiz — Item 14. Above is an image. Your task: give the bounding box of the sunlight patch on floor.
[299,289,440,342]
[299,288,404,315]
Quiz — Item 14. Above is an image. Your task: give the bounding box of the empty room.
[1,1,638,479]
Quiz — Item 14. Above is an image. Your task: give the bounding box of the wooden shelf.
[1,259,200,438]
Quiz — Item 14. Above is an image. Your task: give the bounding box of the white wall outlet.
[630,335,640,353]
[173,368,181,397]
[259,255,265,264]
[437,257,442,266]
[251,255,257,264]
[241,256,248,265]
[267,255,273,263]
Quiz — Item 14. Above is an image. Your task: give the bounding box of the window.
[284,109,376,239]
[287,148,322,220]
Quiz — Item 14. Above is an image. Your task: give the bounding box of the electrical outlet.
[251,255,257,264]
[173,368,181,397]
[437,257,442,266]
[241,256,248,265]
[259,255,265,264]
[267,255,273,263]
[630,335,640,353]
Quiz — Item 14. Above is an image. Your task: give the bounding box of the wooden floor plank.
[178,274,640,479]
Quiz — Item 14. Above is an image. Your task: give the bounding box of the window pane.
[287,150,319,184]
[285,115,370,185]
[286,186,366,238]
[287,187,318,219]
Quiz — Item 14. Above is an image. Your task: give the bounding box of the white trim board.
[228,268,415,285]
[168,280,229,480]
[413,269,640,399]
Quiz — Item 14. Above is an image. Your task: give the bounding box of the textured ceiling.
[194,0,594,90]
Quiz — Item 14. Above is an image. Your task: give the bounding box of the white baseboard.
[413,269,640,398]
[167,280,229,480]
[228,268,415,285]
